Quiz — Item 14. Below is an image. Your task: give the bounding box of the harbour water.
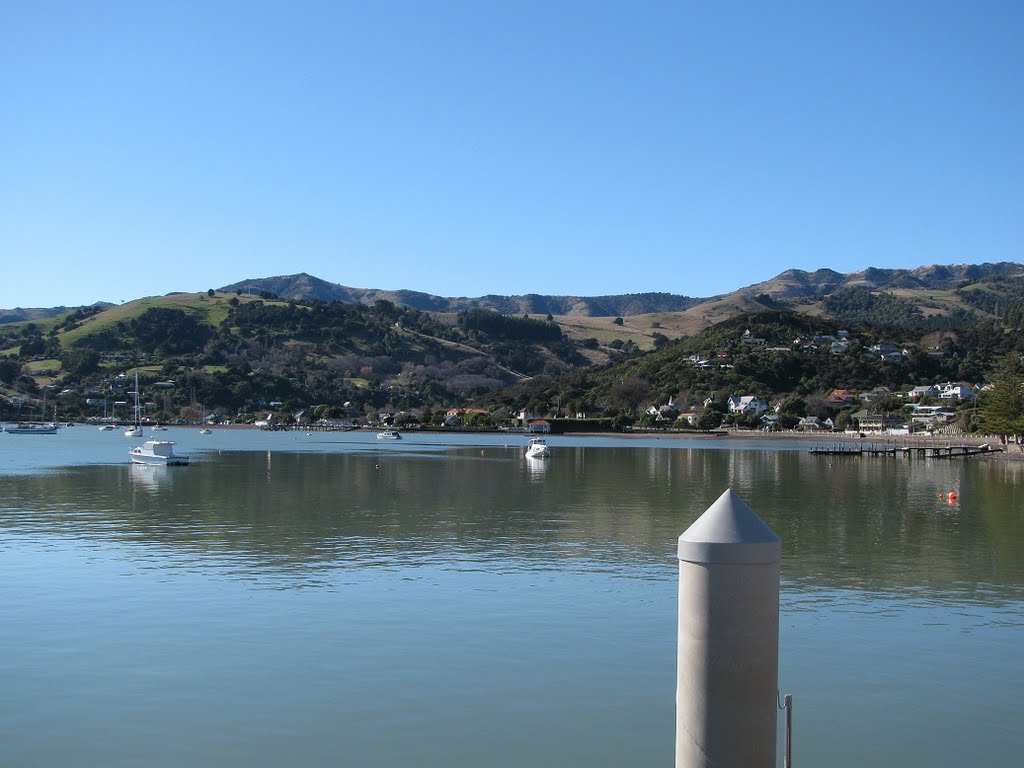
[1,428,1022,766]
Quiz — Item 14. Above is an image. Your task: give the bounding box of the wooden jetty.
[809,442,1003,459]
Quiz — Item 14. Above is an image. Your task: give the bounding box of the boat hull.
[129,453,190,466]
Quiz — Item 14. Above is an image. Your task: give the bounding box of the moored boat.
[377,429,402,440]
[525,437,550,459]
[125,371,143,437]
[5,421,60,435]
[129,439,190,466]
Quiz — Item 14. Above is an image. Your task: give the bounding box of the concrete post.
[676,488,781,768]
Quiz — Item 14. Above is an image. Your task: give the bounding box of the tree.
[62,348,100,378]
[0,356,21,385]
[977,353,1024,441]
[609,376,650,413]
[697,410,723,430]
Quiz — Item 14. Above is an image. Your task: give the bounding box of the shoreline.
[562,428,1024,459]
[121,422,1024,460]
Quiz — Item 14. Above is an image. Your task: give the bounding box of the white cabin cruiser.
[129,439,190,466]
[525,437,550,459]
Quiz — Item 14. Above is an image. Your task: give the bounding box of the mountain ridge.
[2,262,1022,323]
[218,261,1024,319]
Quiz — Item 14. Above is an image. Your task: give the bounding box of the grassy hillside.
[58,292,268,348]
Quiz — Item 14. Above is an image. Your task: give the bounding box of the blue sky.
[2,1,1021,308]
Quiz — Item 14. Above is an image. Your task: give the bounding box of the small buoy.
[480,449,485,455]
[375,464,379,469]
[948,491,958,502]
[938,493,945,499]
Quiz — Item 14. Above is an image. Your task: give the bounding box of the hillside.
[2,262,1024,429]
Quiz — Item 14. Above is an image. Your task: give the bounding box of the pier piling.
[676,489,781,768]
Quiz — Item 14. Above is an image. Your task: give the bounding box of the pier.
[809,442,1003,459]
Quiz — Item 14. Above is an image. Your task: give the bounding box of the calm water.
[1,428,1022,767]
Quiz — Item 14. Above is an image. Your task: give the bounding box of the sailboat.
[124,372,143,438]
[198,403,212,434]
[98,398,116,430]
[6,390,60,435]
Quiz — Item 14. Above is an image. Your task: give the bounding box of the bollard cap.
[678,488,781,565]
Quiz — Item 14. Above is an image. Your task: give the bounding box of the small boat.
[377,429,402,440]
[98,423,116,431]
[199,406,212,434]
[525,437,550,459]
[129,439,190,466]
[151,424,168,432]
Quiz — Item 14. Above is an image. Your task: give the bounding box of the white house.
[728,395,769,415]
[908,385,939,400]
[939,385,976,402]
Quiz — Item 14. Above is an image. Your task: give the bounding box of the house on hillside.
[445,407,491,426]
[859,387,896,404]
[646,396,681,420]
[797,416,827,430]
[851,410,905,434]
[728,395,769,415]
[908,385,940,400]
[740,330,767,348]
[677,412,699,427]
[825,389,857,407]
[939,384,977,402]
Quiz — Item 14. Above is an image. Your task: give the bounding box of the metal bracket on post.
[777,692,793,768]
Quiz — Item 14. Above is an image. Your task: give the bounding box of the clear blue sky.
[2,1,1021,308]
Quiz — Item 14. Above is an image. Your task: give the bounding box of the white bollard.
[676,488,781,768]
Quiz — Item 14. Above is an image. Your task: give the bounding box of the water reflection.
[128,463,175,493]
[1,447,1022,600]
[524,455,549,482]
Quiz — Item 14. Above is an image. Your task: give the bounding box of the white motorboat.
[525,437,550,459]
[377,429,402,439]
[129,439,190,466]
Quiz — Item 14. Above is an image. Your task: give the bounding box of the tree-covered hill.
[0,291,618,423]
[475,309,1024,426]
[3,265,1024,429]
